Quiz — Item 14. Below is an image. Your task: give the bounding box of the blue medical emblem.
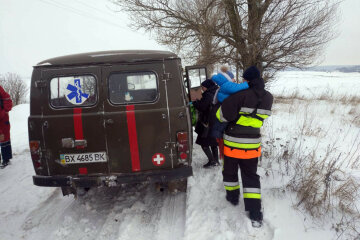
[66,79,89,104]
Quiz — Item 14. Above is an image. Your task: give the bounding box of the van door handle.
[105,119,114,124]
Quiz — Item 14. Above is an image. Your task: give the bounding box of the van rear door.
[41,66,108,175]
[103,63,173,173]
[185,66,208,101]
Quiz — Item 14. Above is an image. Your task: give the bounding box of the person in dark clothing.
[216,66,273,227]
[0,86,13,168]
[193,79,220,168]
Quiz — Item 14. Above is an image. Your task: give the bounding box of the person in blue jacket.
[210,70,249,161]
[211,71,249,132]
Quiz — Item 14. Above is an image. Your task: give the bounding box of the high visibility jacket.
[216,87,273,152]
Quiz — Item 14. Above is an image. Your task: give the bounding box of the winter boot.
[202,146,217,168]
[225,189,240,206]
[249,211,263,228]
[211,146,220,166]
[0,161,8,169]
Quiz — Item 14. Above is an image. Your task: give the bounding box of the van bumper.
[33,166,193,188]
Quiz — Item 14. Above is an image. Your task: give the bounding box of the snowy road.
[1,149,274,240]
[2,153,187,240]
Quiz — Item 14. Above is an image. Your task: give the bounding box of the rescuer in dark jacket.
[0,86,13,168]
[193,79,219,168]
[216,66,273,227]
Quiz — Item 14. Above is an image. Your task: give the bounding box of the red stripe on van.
[73,108,85,149]
[126,105,141,172]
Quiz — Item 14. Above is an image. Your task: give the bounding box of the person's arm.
[193,92,212,112]
[221,81,249,95]
[0,108,5,120]
[216,93,244,122]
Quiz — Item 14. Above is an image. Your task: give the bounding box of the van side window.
[109,72,158,104]
[50,75,97,108]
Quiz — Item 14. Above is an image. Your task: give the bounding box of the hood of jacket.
[211,72,232,86]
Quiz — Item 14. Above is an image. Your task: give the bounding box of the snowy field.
[0,71,359,240]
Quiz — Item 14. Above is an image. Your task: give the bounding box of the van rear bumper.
[33,166,193,188]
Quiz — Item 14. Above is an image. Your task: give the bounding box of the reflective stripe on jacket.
[216,88,273,151]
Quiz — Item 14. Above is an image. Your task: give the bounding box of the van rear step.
[33,166,192,188]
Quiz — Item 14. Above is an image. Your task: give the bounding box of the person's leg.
[1,140,12,165]
[223,155,240,205]
[210,145,219,165]
[201,145,216,168]
[238,157,262,222]
[217,138,224,162]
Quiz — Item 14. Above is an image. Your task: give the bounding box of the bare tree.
[0,73,29,105]
[112,0,340,80]
[218,0,340,79]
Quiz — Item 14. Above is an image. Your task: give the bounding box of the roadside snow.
[9,104,29,154]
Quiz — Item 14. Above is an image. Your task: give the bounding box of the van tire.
[168,179,187,193]
[61,186,76,196]
[155,179,187,193]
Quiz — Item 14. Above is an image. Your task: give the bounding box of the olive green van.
[28,50,207,195]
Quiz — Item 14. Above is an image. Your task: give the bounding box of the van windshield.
[108,72,158,104]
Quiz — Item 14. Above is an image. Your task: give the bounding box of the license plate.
[60,152,107,165]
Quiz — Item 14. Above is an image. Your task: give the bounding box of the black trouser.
[223,155,261,212]
[201,145,219,163]
[1,140,12,163]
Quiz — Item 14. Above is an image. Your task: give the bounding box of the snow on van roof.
[35,50,179,67]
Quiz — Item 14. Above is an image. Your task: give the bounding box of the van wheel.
[76,187,90,197]
[167,179,187,193]
[61,186,76,196]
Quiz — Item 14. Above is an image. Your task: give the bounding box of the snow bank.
[10,103,29,154]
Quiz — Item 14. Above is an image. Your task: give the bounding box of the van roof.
[35,50,179,67]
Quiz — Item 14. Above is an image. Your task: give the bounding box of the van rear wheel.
[168,179,187,193]
[60,186,90,197]
[156,179,187,193]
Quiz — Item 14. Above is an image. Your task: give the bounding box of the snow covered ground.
[0,71,359,240]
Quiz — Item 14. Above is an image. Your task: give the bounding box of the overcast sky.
[0,0,359,78]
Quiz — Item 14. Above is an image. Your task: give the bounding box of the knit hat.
[242,66,260,81]
[201,79,216,89]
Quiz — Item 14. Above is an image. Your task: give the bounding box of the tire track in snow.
[97,184,186,240]
[21,182,186,240]
[184,142,275,240]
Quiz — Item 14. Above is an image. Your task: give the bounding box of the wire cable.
[37,0,128,30]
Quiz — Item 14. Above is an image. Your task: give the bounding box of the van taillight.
[177,132,189,162]
[29,141,41,168]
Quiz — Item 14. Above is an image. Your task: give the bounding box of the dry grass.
[263,96,360,239]
[274,91,360,105]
